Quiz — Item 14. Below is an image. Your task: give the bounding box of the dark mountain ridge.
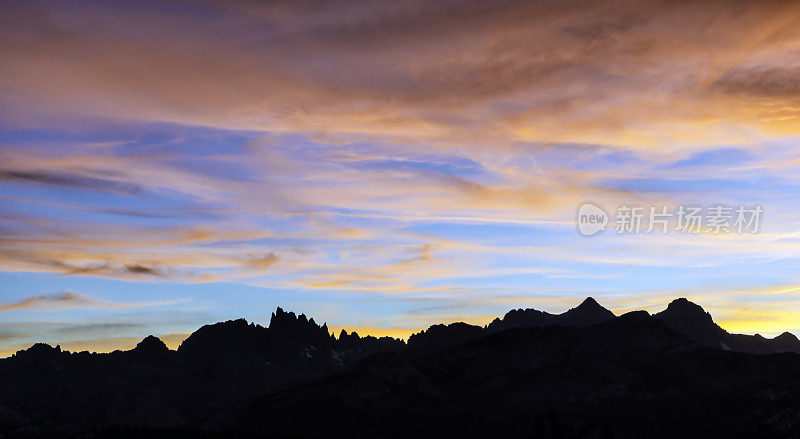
[653,298,800,354]
[242,312,800,438]
[2,298,800,438]
[486,297,618,332]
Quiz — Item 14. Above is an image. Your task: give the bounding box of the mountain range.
[2,298,800,438]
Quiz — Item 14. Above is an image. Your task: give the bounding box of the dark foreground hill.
[2,298,800,438]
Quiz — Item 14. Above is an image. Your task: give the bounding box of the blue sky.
[2,0,800,355]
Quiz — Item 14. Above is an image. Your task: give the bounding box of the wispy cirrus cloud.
[0,292,181,312]
[0,169,143,195]
[0,292,92,311]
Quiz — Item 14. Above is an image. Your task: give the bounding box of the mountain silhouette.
[129,335,171,361]
[654,297,722,346]
[487,296,616,332]
[134,334,169,353]
[2,298,800,438]
[558,296,618,327]
[406,322,485,356]
[239,312,799,438]
[771,331,800,351]
[655,298,800,354]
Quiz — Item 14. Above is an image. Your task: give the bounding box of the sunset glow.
[3,0,800,356]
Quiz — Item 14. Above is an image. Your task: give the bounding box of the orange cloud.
[1,0,800,147]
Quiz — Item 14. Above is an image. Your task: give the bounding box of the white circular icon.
[577,202,608,236]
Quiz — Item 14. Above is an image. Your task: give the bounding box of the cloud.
[0,169,143,195]
[242,253,279,270]
[0,292,180,312]
[662,148,754,169]
[2,0,800,147]
[0,329,20,342]
[710,65,800,99]
[56,322,145,336]
[0,292,92,311]
[124,264,166,277]
[3,0,800,353]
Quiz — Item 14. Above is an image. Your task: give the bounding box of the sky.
[2,0,800,356]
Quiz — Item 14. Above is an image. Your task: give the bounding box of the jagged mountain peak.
[486,307,553,332]
[270,307,293,324]
[559,296,616,327]
[268,307,330,344]
[655,298,721,347]
[338,329,361,341]
[658,298,716,323]
[665,297,708,312]
[657,298,715,322]
[28,342,61,353]
[14,343,61,359]
[133,335,168,354]
[487,297,615,331]
[407,322,485,355]
[177,318,267,357]
[578,296,601,308]
[769,331,800,353]
[568,296,610,315]
[270,307,317,329]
